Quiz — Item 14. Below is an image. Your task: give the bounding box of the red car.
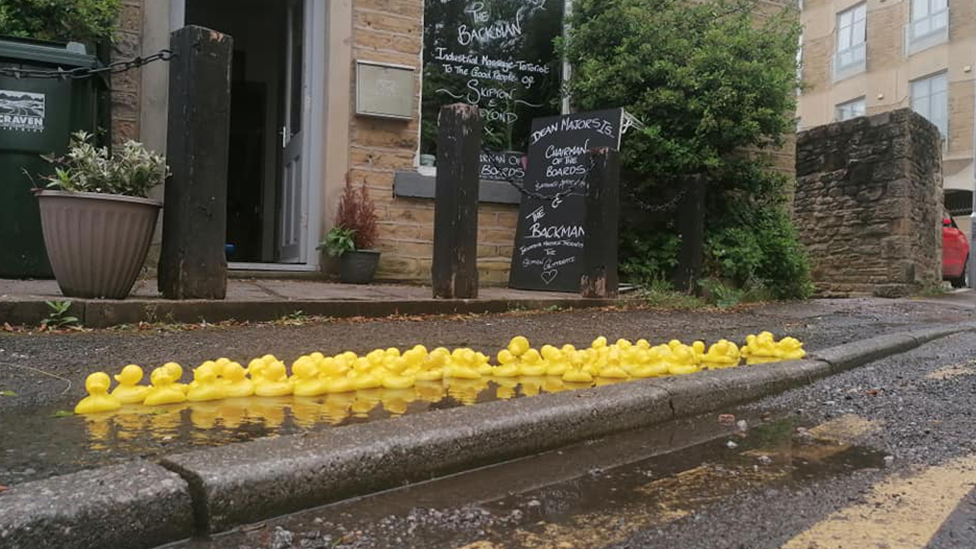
[943,211,970,287]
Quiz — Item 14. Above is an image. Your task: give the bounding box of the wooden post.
[672,175,706,294]
[159,26,233,300]
[432,104,482,299]
[580,148,621,298]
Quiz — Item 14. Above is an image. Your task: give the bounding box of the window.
[910,0,949,41]
[911,72,948,138]
[834,3,866,80]
[836,97,866,121]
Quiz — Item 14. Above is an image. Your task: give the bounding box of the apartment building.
[798,0,976,232]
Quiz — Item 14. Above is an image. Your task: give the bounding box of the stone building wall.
[110,0,143,145]
[794,108,942,297]
[349,0,519,285]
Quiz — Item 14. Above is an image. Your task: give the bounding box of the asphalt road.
[165,297,976,549]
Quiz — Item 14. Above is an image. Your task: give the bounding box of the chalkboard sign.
[421,0,564,161]
[509,109,624,292]
[480,150,526,183]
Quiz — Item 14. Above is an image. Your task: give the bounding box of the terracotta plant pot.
[37,190,161,299]
[339,250,380,284]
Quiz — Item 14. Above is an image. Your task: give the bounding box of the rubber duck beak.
[114,374,122,382]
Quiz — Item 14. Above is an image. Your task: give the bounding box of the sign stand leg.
[580,148,620,299]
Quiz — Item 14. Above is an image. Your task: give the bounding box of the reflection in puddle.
[171,414,887,549]
[1,375,607,485]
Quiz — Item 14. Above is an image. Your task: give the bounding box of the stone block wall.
[349,0,519,285]
[110,0,143,145]
[794,108,943,297]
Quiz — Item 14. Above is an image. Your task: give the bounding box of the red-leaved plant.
[334,176,379,250]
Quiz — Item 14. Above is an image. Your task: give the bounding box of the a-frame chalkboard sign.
[508,108,624,292]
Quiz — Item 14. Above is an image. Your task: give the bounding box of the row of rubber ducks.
[74,332,805,415]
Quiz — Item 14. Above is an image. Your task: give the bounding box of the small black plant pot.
[339,250,381,284]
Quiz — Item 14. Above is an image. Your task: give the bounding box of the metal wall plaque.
[356,60,416,120]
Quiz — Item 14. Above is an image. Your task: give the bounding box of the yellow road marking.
[454,415,884,549]
[780,454,976,549]
[926,360,976,380]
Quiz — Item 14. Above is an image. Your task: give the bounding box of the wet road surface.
[1,297,973,486]
[168,309,976,549]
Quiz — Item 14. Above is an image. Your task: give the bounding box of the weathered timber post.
[580,148,621,298]
[432,104,482,299]
[159,26,233,300]
[672,175,706,294]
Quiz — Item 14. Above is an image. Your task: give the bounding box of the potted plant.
[318,178,380,284]
[34,131,168,299]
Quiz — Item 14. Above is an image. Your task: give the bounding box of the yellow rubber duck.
[144,367,188,406]
[518,349,547,376]
[416,380,446,402]
[323,392,356,424]
[702,340,738,369]
[599,364,629,379]
[222,362,254,398]
[692,341,706,364]
[508,336,531,357]
[187,363,226,402]
[495,377,519,400]
[381,387,416,415]
[381,373,416,390]
[323,375,355,393]
[493,350,520,377]
[592,336,608,349]
[247,358,266,382]
[667,343,700,375]
[254,361,293,397]
[213,357,231,378]
[351,388,381,416]
[293,359,329,397]
[350,370,382,390]
[74,372,122,415]
[562,368,594,383]
[519,376,544,397]
[163,362,188,394]
[775,337,806,360]
[111,364,150,404]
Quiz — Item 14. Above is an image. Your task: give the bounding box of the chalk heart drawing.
[541,269,558,285]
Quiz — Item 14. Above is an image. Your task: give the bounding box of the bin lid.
[0,36,97,68]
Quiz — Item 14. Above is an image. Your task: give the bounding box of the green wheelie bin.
[0,37,103,278]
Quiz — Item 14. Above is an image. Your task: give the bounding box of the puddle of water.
[174,411,886,549]
[0,376,614,485]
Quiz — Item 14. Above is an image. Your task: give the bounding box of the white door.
[278,0,308,263]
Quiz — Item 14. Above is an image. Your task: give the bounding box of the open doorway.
[184,0,313,267]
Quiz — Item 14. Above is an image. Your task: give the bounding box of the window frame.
[835,97,867,122]
[906,0,949,55]
[910,71,949,142]
[833,3,867,82]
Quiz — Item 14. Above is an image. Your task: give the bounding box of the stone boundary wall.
[111,0,143,145]
[794,108,943,297]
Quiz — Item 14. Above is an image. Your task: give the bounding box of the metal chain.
[480,145,593,202]
[0,48,174,80]
[625,186,688,213]
[481,145,691,212]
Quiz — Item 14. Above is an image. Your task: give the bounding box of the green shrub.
[0,0,119,44]
[563,0,811,302]
[40,131,169,198]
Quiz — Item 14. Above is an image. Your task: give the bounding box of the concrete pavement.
[0,277,623,328]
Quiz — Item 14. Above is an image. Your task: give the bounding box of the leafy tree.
[0,0,120,45]
[562,0,811,298]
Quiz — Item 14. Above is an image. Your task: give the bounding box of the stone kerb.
[793,108,943,297]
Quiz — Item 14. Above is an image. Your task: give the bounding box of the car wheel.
[952,259,969,288]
